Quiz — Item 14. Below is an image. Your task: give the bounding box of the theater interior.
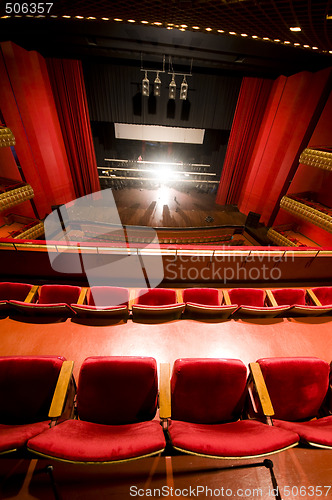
[0,1,332,499]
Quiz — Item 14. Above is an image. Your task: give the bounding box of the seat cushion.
[28,419,166,463]
[132,303,185,319]
[272,416,332,449]
[10,301,74,316]
[289,305,332,316]
[70,303,128,318]
[0,282,33,301]
[234,305,290,317]
[0,421,50,453]
[185,303,237,318]
[168,420,298,458]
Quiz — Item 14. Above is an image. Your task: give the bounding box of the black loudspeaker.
[245,211,261,228]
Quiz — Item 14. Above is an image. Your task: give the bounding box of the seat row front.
[1,355,332,464]
[1,282,332,320]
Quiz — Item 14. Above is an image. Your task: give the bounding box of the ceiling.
[1,0,332,77]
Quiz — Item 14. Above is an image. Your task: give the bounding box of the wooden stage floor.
[1,315,332,499]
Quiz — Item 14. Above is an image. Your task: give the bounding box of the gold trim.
[27,447,165,465]
[172,442,298,460]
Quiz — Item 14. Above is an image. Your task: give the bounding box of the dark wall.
[83,62,241,129]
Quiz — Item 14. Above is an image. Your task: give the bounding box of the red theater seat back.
[171,358,247,424]
[0,282,33,301]
[183,288,219,306]
[0,356,66,425]
[136,288,177,306]
[311,287,332,306]
[87,286,129,307]
[271,288,306,306]
[228,288,265,307]
[38,285,82,305]
[257,357,330,421]
[77,357,158,425]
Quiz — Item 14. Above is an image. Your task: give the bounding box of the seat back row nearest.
[2,355,332,465]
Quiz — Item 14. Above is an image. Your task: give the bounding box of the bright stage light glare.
[158,165,172,182]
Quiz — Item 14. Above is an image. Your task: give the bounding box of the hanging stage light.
[169,74,176,99]
[154,72,161,96]
[180,76,188,100]
[142,71,150,96]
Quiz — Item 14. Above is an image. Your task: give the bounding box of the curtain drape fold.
[47,59,100,198]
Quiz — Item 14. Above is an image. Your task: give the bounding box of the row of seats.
[1,355,331,465]
[1,282,332,320]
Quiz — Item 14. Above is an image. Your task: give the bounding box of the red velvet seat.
[71,286,129,319]
[10,284,82,315]
[270,288,332,316]
[0,282,33,311]
[132,288,185,321]
[227,288,290,317]
[311,286,332,306]
[0,356,72,455]
[27,356,166,463]
[183,288,237,319]
[165,358,299,459]
[254,357,332,449]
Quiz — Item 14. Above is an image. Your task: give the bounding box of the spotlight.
[154,72,161,96]
[180,76,188,100]
[169,74,176,99]
[142,71,149,96]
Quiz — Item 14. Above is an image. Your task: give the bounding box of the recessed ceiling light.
[192,26,200,29]
[75,16,84,19]
[312,46,318,50]
[102,17,109,21]
[62,15,71,18]
[229,32,237,35]
[303,44,310,48]
[263,37,270,40]
[274,39,281,42]
[141,21,149,24]
[179,28,186,31]
[128,19,136,23]
[217,29,224,33]
[326,15,332,20]
[252,35,258,39]
[114,18,123,22]
[294,43,300,46]
[181,24,188,28]
[284,41,291,44]
[1,15,10,18]
[50,15,58,18]
[87,17,96,20]
[329,50,332,54]
[290,26,301,32]
[205,27,212,31]
[167,27,173,30]
[153,22,162,25]
[168,23,174,26]
[241,33,248,37]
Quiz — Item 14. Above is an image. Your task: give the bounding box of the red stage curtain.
[215,77,274,205]
[46,59,100,198]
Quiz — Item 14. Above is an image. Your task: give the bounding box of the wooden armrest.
[175,289,183,304]
[266,289,278,307]
[159,363,171,420]
[249,363,274,417]
[223,289,231,305]
[49,360,74,419]
[129,288,138,310]
[77,287,88,305]
[24,285,39,303]
[306,289,322,306]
